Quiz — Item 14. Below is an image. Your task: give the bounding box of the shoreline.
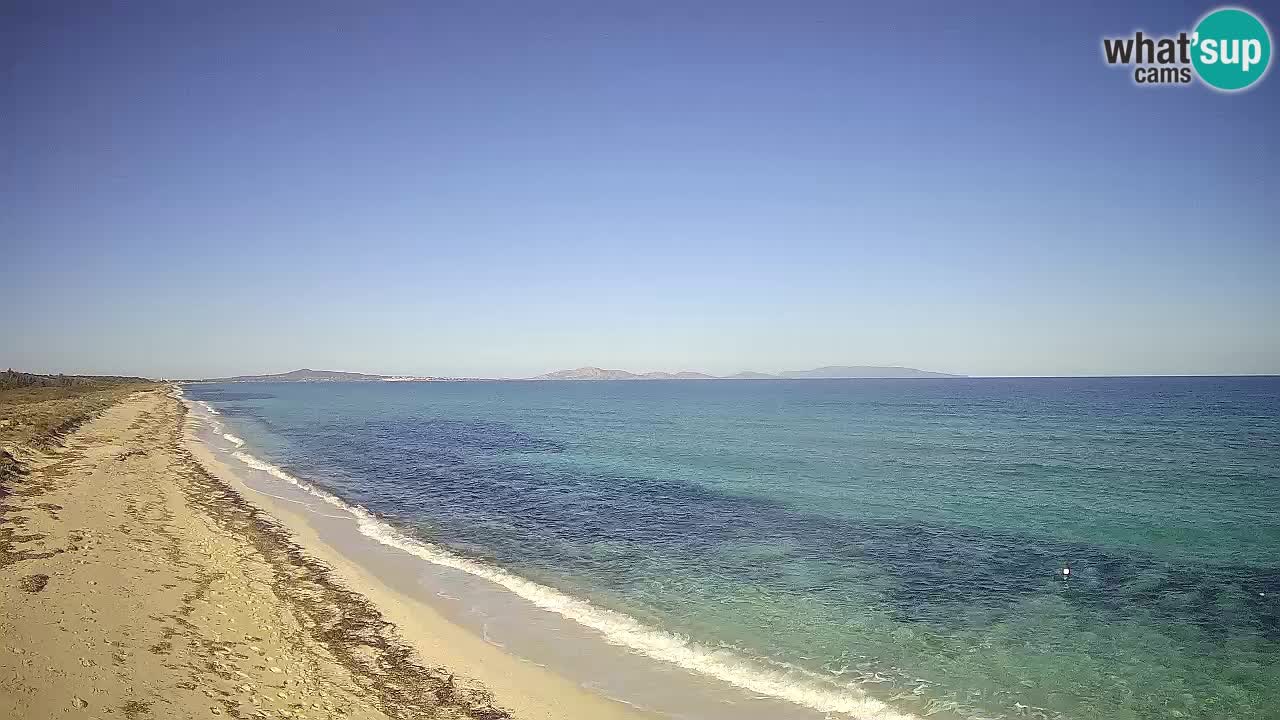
[182,394,658,720]
[0,385,646,719]
[0,381,931,719]
[180,391,928,720]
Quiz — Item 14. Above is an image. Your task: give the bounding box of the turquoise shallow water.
[185,377,1280,719]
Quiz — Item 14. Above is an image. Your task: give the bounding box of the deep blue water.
[184,377,1280,720]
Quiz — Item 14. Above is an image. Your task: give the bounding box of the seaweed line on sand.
[170,398,512,720]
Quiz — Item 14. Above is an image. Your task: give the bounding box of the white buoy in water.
[1062,567,1071,577]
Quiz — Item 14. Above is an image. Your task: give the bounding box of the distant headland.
[188,368,455,383]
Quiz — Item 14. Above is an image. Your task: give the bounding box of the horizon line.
[9,367,1280,381]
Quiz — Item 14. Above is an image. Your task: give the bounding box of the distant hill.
[531,367,719,381]
[777,366,962,379]
[529,366,962,380]
[532,367,633,381]
[640,371,719,380]
[192,368,437,383]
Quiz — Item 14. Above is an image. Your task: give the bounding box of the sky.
[3,1,1278,379]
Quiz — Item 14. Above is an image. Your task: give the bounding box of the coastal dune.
[0,387,646,719]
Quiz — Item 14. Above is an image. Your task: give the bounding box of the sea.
[181,377,1280,720]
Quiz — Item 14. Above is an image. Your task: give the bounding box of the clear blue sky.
[3,1,1277,378]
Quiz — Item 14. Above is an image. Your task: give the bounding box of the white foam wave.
[198,401,220,416]
[202,408,917,720]
[223,433,245,447]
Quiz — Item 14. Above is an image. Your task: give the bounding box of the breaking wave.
[194,406,920,720]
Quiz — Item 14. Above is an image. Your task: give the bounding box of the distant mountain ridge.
[190,365,964,383]
[777,365,960,379]
[726,371,778,380]
[192,368,441,383]
[533,367,720,381]
[529,365,962,380]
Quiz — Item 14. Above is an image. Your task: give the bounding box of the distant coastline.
[529,365,964,380]
[187,368,469,383]
[187,365,966,383]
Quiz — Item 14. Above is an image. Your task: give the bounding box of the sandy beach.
[0,386,650,720]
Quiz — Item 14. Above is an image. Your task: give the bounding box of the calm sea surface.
[183,377,1280,720]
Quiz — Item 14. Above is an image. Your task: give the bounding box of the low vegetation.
[1,370,157,469]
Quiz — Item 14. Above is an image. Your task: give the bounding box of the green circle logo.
[1192,8,1272,91]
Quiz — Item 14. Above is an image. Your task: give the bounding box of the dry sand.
[0,387,650,719]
